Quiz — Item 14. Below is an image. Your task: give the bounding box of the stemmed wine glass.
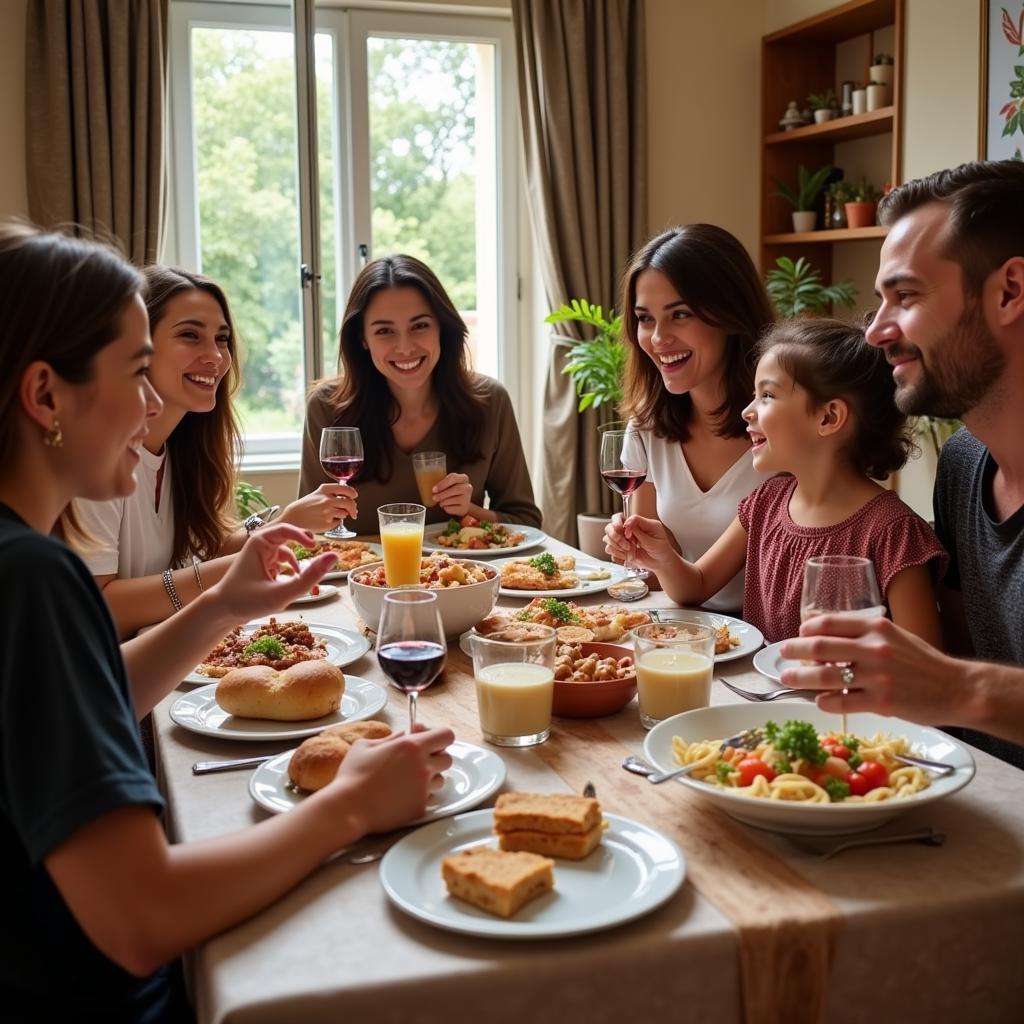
[376,590,447,731]
[600,428,650,601]
[319,427,363,539]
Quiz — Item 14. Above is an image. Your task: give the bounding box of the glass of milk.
[632,622,715,729]
[469,626,556,746]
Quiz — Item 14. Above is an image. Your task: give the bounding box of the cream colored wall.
[0,0,28,219]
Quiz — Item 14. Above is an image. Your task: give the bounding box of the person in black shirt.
[0,224,453,1022]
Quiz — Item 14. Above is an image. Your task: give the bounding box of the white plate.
[183,622,371,686]
[643,703,975,836]
[249,740,506,823]
[422,523,547,558]
[752,640,798,682]
[494,557,628,599]
[651,609,764,663]
[287,583,340,607]
[379,809,684,939]
[299,543,382,581]
[169,675,388,741]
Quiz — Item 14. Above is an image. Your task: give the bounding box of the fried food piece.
[441,847,554,918]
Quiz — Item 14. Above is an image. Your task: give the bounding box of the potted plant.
[826,181,855,228]
[765,256,857,317]
[844,179,880,228]
[869,52,894,89]
[772,163,833,232]
[807,89,837,124]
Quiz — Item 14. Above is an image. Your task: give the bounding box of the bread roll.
[287,720,392,791]
[215,660,344,721]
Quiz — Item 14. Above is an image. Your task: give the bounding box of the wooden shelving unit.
[760,0,904,273]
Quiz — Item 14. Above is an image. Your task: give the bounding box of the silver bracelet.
[191,556,204,593]
[162,568,183,612]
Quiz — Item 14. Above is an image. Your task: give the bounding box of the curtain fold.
[513,0,647,542]
[26,0,168,265]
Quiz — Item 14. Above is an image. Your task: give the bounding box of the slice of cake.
[493,792,603,861]
[441,847,554,918]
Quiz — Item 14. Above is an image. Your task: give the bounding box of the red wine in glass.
[600,468,647,497]
[319,427,363,538]
[378,640,447,691]
[321,455,363,483]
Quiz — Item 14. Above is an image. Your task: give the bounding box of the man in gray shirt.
[781,160,1024,766]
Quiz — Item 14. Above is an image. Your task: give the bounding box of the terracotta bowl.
[552,641,637,718]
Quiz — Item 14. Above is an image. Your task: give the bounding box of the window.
[167,1,518,468]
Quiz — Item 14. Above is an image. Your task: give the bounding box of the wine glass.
[600,428,650,601]
[376,590,447,731]
[319,427,363,539]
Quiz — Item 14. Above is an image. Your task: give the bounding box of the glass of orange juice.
[632,622,715,729]
[377,503,426,587]
[469,626,556,747]
[411,451,446,507]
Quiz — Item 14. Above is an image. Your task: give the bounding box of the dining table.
[151,536,1024,1024]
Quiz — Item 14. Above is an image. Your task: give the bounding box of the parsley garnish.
[764,720,827,765]
[821,777,851,802]
[242,636,286,659]
[540,598,581,624]
[715,761,736,784]
[774,757,793,775]
[443,519,461,536]
[848,752,863,770]
[529,553,558,576]
[288,542,314,560]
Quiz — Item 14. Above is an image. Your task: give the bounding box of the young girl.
[74,266,351,638]
[0,224,452,1021]
[620,318,947,645]
[299,254,541,534]
[603,224,774,612]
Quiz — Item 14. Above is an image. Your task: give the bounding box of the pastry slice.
[441,847,554,918]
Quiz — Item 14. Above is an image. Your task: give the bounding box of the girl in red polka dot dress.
[618,318,947,644]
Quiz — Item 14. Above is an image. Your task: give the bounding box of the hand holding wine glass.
[600,428,649,601]
[376,590,447,731]
[319,427,363,539]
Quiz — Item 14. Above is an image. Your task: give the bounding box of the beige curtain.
[513,0,647,542]
[26,0,168,265]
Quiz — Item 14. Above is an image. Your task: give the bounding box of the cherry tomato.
[830,744,852,761]
[460,514,480,528]
[847,771,870,797]
[822,736,837,751]
[856,761,889,790]
[736,758,776,787]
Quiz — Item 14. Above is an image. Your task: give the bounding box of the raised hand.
[432,472,474,517]
[278,483,359,534]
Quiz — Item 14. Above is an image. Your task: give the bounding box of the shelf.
[764,226,888,244]
[763,0,896,45]
[765,107,894,145]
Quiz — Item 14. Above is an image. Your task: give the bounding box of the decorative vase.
[813,109,833,124]
[792,210,817,232]
[869,63,894,89]
[866,83,890,111]
[829,201,848,229]
[852,88,867,115]
[844,201,877,229]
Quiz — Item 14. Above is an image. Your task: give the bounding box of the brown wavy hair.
[758,318,915,480]
[143,267,242,564]
[620,224,774,441]
[320,255,485,482]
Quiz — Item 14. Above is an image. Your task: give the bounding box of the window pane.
[315,32,340,375]
[366,37,498,377]
[191,27,304,436]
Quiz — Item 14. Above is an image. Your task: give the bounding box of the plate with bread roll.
[249,735,506,823]
[379,792,685,939]
[169,660,388,740]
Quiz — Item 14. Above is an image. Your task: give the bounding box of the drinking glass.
[469,626,556,747]
[411,451,447,507]
[632,622,715,729]
[600,428,650,601]
[378,502,426,587]
[376,590,447,731]
[319,427,363,539]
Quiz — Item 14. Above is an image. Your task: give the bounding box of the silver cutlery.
[621,754,657,777]
[192,753,279,774]
[583,780,597,798]
[718,677,817,702]
[892,753,957,777]
[786,827,946,859]
[645,728,763,784]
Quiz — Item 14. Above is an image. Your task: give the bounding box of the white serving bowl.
[643,703,975,836]
[349,558,501,640]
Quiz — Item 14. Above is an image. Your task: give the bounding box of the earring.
[43,420,63,448]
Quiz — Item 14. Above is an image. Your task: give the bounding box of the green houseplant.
[766,256,857,317]
[807,89,837,123]
[845,179,881,228]
[772,164,833,232]
[235,480,268,520]
[545,298,626,417]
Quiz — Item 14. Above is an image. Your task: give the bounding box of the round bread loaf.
[288,720,392,791]
[215,660,345,721]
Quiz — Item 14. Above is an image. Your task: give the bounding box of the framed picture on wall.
[981,0,1024,159]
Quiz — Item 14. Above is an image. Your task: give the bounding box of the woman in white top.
[75,267,354,638]
[604,225,774,612]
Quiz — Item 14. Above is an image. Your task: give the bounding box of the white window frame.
[166,0,521,472]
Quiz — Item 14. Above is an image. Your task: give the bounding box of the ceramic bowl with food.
[349,557,501,640]
[552,641,637,718]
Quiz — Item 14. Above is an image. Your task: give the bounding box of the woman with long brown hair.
[76,266,350,638]
[0,223,451,1022]
[299,254,540,532]
[603,224,774,611]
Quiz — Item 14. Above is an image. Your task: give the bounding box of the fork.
[646,728,763,784]
[786,827,946,859]
[718,677,817,702]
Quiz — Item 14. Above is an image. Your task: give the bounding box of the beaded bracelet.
[191,555,204,593]
[162,568,183,612]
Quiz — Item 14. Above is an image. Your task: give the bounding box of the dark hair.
[758,318,914,480]
[0,223,144,474]
[620,224,774,441]
[320,254,485,482]
[143,266,242,565]
[879,159,1024,295]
